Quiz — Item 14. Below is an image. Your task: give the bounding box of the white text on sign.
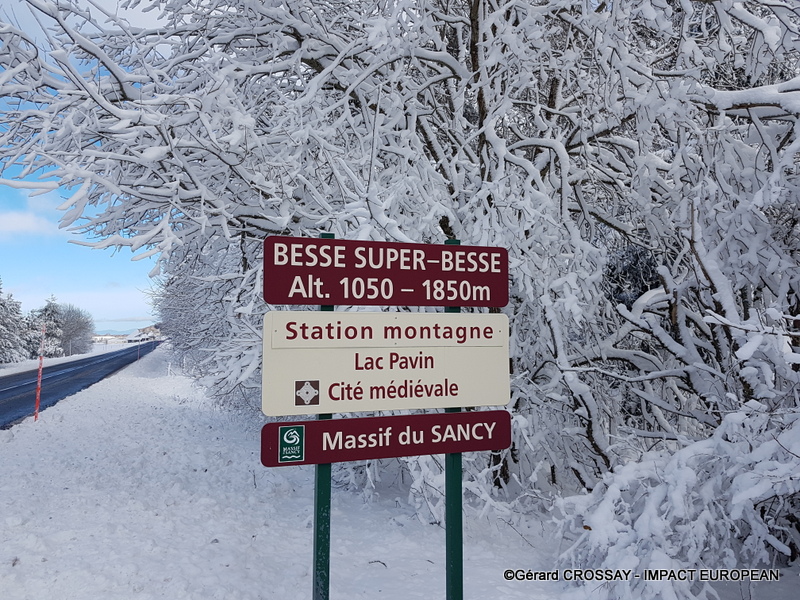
[273,242,502,273]
[263,237,509,307]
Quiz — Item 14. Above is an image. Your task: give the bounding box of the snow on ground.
[0,347,559,600]
[1,347,796,600]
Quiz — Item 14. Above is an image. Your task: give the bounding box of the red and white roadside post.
[34,324,46,421]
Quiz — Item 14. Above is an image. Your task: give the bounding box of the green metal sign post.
[445,407,463,600]
[261,234,509,600]
[313,415,331,600]
[444,238,463,600]
[313,233,335,600]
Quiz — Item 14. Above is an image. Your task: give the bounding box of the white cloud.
[0,211,63,237]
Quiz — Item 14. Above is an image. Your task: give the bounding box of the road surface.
[0,342,161,428]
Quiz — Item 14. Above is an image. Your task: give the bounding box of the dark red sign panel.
[261,410,512,467]
[263,236,508,307]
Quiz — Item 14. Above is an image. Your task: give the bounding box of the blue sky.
[0,1,162,334]
[0,184,159,333]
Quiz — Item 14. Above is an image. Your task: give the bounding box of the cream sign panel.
[261,312,510,416]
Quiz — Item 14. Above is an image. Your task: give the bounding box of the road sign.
[261,410,512,467]
[261,311,510,416]
[263,236,508,307]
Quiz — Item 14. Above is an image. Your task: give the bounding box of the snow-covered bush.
[556,401,800,600]
[152,231,265,405]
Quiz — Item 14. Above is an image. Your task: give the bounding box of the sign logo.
[295,380,320,406]
[278,425,305,463]
[261,410,512,467]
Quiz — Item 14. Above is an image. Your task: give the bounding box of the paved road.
[0,342,161,428]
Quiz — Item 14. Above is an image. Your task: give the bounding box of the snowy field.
[0,347,795,600]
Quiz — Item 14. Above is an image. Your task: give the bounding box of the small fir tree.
[25,296,64,359]
[0,278,27,363]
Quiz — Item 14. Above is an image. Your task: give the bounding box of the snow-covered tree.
[24,295,64,359]
[0,278,27,363]
[151,232,264,407]
[556,401,800,600]
[2,1,800,593]
[59,302,94,356]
